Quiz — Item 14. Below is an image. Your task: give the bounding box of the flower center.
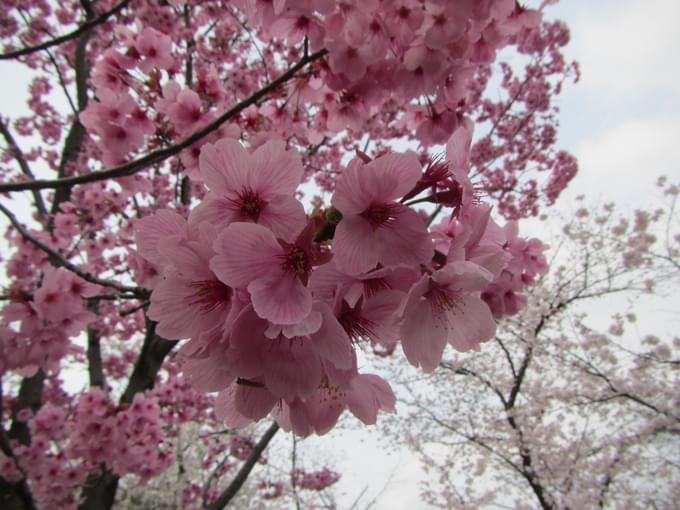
[338,302,377,343]
[234,188,265,221]
[318,374,346,403]
[425,283,461,317]
[188,279,232,314]
[281,245,310,280]
[360,203,401,230]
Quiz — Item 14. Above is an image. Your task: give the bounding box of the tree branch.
[207,421,280,510]
[0,119,47,217]
[0,0,131,60]
[0,48,328,193]
[0,201,144,295]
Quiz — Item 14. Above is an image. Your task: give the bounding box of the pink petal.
[210,223,281,289]
[227,307,270,378]
[270,310,323,339]
[304,394,344,435]
[135,209,187,266]
[376,206,433,267]
[157,236,212,280]
[199,138,250,193]
[346,374,396,424]
[432,262,493,292]
[214,385,254,427]
[276,400,314,437]
[148,272,226,339]
[445,295,496,352]
[310,304,353,369]
[257,194,307,242]
[248,273,312,325]
[249,140,303,196]
[188,194,241,233]
[331,158,375,215]
[366,151,422,201]
[332,216,380,275]
[399,277,447,372]
[446,116,473,172]
[360,290,405,346]
[234,383,279,421]
[182,357,234,393]
[309,260,354,302]
[262,342,321,400]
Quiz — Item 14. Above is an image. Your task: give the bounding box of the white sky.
[2,1,680,508]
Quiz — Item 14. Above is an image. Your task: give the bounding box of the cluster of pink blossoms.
[0,390,172,509]
[0,269,97,376]
[70,0,574,218]
[136,121,547,435]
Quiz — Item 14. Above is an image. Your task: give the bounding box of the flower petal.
[257,194,307,242]
[249,273,312,325]
[399,277,447,372]
[199,138,250,193]
[445,295,496,352]
[249,140,303,196]
[210,223,281,289]
[332,216,380,275]
[310,303,353,369]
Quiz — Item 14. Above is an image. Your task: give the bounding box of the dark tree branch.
[0,0,131,60]
[207,421,280,510]
[0,48,328,193]
[0,119,47,217]
[86,328,105,388]
[495,337,517,378]
[0,201,144,295]
[119,319,177,404]
[8,371,44,446]
[0,385,38,510]
[51,5,94,216]
[441,362,508,407]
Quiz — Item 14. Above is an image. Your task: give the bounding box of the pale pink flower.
[331,152,433,275]
[165,89,214,136]
[275,364,396,436]
[223,302,352,400]
[215,379,278,427]
[193,139,306,241]
[138,216,233,340]
[211,222,328,324]
[399,261,496,372]
[135,27,174,73]
[147,255,233,340]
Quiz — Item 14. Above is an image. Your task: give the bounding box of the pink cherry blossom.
[211,222,328,324]
[400,262,497,372]
[331,152,434,274]
[135,27,174,73]
[193,138,306,241]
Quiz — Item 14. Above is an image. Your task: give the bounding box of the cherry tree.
[395,179,680,509]
[0,1,577,509]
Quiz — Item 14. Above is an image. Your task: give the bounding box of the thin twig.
[291,434,302,510]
